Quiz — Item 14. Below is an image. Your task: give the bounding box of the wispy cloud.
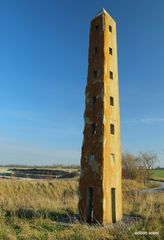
[125,117,164,124]
[0,110,39,121]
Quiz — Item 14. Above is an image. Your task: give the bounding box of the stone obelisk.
[78,9,122,224]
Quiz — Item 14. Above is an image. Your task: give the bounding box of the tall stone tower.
[79,9,122,224]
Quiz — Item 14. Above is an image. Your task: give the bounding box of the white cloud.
[125,117,164,124]
[0,110,39,121]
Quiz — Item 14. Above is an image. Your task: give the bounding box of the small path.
[139,181,164,194]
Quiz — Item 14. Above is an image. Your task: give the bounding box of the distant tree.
[122,152,139,180]
[138,152,158,182]
[155,166,161,170]
[122,151,159,183]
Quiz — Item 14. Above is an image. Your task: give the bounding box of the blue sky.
[0,0,164,166]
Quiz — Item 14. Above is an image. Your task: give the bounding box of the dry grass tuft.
[0,179,78,218]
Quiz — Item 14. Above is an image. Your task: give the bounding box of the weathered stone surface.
[79,9,122,224]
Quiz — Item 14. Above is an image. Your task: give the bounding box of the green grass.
[0,179,163,240]
[151,169,164,179]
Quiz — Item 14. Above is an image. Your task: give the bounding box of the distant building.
[79,9,122,224]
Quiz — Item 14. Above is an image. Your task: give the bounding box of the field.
[0,178,163,240]
[0,166,80,180]
[151,169,164,180]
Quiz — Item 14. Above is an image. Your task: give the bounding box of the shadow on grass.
[5,208,144,228]
[5,208,80,223]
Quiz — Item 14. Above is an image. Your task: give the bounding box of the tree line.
[122,151,158,183]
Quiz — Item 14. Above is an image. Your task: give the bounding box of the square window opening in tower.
[91,123,96,135]
[110,96,114,106]
[109,47,113,55]
[95,25,99,31]
[110,153,115,164]
[95,47,98,54]
[93,70,98,80]
[110,124,115,135]
[109,71,113,79]
[91,96,96,108]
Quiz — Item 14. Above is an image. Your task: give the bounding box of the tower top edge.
[92,8,114,21]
